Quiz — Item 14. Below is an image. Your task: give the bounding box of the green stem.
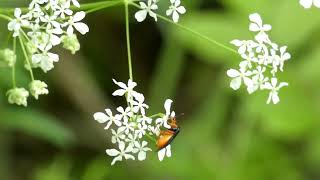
[12,37,16,88]
[18,35,34,81]
[130,2,238,55]
[0,14,11,21]
[124,2,133,80]
[85,1,123,14]
[146,133,157,144]
[149,113,165,118]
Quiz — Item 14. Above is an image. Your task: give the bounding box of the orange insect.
[156,116,180,151]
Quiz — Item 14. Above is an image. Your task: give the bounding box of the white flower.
[63,11,89,35]
[115,106,133,122]
[6,88,29,107]
[137,116,152,126]
[0,48,16,67]
[230,40,257,55]
[135,0,158,22]
[93,109,122,129]
[40,14,60,29]
[54,1,73,18]
[132,93,149,115]
[29,80,49,99]
[119,121,136,135]
[112,79,138,100]
[240,52,258,69]
[70,0,81,8]
[31,52,59,73]
[249,13,271,43]
[166,0,186,23]
[8,8,30,37]
[277,46,291,72]
[135,123,147,139]
[299,0,320,8]
[106,142,135,165]
[156,99,174,129]
[227,64,253,90]
[111,129,125,144]
[133,141,152,161]
[158,145,171,161]
[125,133,137,147]
[61,34,80,54]
[263,78,288,104]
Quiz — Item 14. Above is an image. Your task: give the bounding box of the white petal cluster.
[228,13,290,104]
[3,0,88,106]
[93,79,176,165]
[135,0,186,23]
[7,0,88,73]
[299,0,320,8]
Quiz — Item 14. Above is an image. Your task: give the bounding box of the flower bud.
[0,49,16,67]
[29,80,49,99]
[61,34,80,54]
[6,88,29,107]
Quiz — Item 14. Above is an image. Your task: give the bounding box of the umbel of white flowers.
[93,79,176,165]
[227,13,291,104]
[135,0,186,23]
[1,0,88,106]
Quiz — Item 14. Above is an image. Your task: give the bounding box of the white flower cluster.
[227,13,291,104]
[2,0,88,106]
[135,0,186,23]
[299,0,320,8]
[8,0,88,72]
[93,79,176,165]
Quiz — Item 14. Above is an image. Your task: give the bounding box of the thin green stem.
[18,35,34,81]
[12,37,16,88]
[0,14,11,21]
[124,2,133,80]
[149,113,165,118]
[85,1,123,14]
[130,2,238,55]
[146,133,157,144]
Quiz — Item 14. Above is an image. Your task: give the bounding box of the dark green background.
[1,0,320,179]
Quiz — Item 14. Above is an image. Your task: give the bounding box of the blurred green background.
[1,0,320,179]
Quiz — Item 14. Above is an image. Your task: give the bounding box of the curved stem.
[18,36,34,81]
[124,2,133,80]
[85,1,123,14]
[130,2,238,55]
[0,14,11,21]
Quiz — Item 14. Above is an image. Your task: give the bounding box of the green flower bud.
[6,88,29,107]
[29,80,49,99]
[61,34,80,54]
[0,49,16,67]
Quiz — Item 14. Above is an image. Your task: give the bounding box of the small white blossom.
[132,93,149,115]
[0,49,16,67]
[63,11,89,35]
[115,106,133,123]
[112,79,138,99]
[118,121,136,135]
[106,142,135,165]
[158,145,171,161]
[31,52,59,73]
[6,88,29,107]
[133,141,152,161]
[8,8,30,37]
[93,109,122,129]
[111,129,125,144]
[263,78,288,104]
[135,0,158,22]
[166,0,186,23]
[227,64,253,91]
[249,13,271,43]
[156,99,174,129]
[29,80,49,99]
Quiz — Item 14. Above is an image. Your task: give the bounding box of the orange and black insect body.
[156,117,180,151]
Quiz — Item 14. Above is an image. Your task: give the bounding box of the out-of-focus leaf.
[33,156,72,180]
[82,156,109,180]
[0,109,75,147]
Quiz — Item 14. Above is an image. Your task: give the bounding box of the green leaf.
[0,109,75,147]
